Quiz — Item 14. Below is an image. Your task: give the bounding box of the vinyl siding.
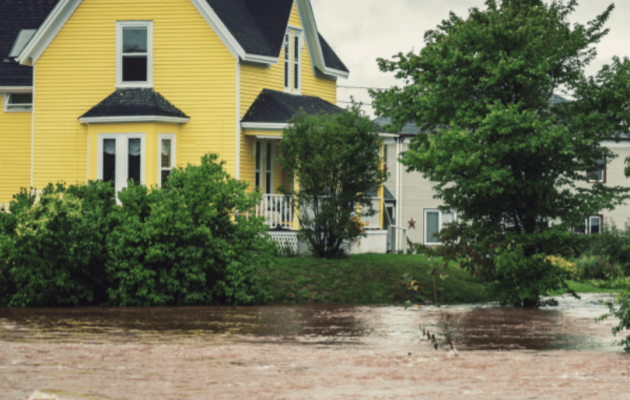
[33,0,237,190]
[389,140,630,244]
[0,97,31,204]
[239,1,337,189]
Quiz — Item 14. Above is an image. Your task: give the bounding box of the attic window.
[3,93,33,112]
[116,21,153,88]
[284,28,303,94]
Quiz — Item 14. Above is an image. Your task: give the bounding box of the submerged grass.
[263,253,490,305]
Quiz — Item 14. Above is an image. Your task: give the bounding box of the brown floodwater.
[2,293,628,400]
[0,293,620,351]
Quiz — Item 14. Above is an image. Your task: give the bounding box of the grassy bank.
[263,253,490,305]
[550,280,618,296]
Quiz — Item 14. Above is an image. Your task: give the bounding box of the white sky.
[310,0,630,118]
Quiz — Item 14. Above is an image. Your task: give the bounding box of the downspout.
[235,59,241,180]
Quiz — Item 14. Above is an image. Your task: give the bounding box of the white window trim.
[157,133,176,187]
[3,93,33,112]
[293,29,304,95]
[283,27,304,94]
[283,32,290,93]
[116,21,154,89]
[423,209,457,245]
[97,133,146,203]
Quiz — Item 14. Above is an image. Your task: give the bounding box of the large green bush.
[3,181,117,307]
[106,153,275,306]
[580,222,630,275]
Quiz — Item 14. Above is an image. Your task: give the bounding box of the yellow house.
[1,0,387,252]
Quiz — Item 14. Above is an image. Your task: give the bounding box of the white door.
[98,134,145,200]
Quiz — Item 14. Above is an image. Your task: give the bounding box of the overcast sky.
[310,0,630,118]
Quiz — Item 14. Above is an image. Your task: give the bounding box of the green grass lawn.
[549,280,618,296]
[262,253,490,305]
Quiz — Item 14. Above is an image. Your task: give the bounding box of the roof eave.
[79,115,190,124]
[17,0,83,66]
[241,122,290,131]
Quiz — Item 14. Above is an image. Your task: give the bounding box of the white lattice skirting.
[268,231,299,254]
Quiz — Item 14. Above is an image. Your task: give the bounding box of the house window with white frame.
[588,156,606,183]
[573,215,602,235]
[284,28,302,93]
[265,142,272,194]
[424,209,456,244]
[283,33,290,91]
[255,141,262,191]
[117,21,153,87]
[158,134,176,187]
[3,93,32,112]
[98,133,145,202]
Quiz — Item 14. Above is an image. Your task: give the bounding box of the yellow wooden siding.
[0,97,31,203]
[239,1,337,182]
[33,0,237,190]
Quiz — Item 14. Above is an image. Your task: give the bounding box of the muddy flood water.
[1,293,629,400]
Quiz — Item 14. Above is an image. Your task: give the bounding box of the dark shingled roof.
[0,0,348,87]
[80,89,188,119]
[318,33,348,72]
[0,0,61,86]
[206,0,294,59]
[242,89,342,123]
[206,0,349,73]
[369,186,396,202]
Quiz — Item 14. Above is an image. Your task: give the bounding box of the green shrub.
[575,254,624,280]
[6,181,117,307]
[106,153,275,306]
[581,222,630,275]
[600,291,630,352]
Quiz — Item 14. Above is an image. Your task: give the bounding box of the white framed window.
[573,215,602,235]
[588,156,606,183]
[283,33,290,92]
[3,93,33,112]
[254,140,274,193]
[424,209,456,244]
[158,134,176,187]
[116,21,153,88]
[97,133,145,202]
[255,141,262,191]
[284,28,303,94]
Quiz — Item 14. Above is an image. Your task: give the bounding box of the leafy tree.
[371,0,630,305]
[278,105,384,258]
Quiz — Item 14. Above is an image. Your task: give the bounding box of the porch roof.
[241,89,342,125]
[79,88,189,123]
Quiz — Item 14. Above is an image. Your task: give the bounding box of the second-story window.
[284,29,302,93]
[117,21,153,88]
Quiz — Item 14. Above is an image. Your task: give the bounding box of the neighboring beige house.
[375,107,630,250]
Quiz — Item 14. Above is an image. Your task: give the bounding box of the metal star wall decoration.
[408,218,416,229]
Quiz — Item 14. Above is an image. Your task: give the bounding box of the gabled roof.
[6,0,348,83]
[241,89,342,125]
[0,0,60,87]
[373,117,424,135]
[374,94,570,135]
[79,89,189,123]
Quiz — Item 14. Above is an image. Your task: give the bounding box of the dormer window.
[3,93,32,112]
[284,28,303,94]
[116,21,153,88]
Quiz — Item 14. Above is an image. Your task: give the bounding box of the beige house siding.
[385,138,630,246]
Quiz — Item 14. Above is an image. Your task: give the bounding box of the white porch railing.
[256,194,294,230]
